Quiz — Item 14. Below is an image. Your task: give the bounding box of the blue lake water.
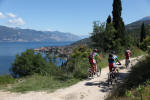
[0,42,73,75]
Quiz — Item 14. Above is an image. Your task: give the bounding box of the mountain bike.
[88,64,101,78]
[107,64,120,85]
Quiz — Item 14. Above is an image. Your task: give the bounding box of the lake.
[0,42,73,75]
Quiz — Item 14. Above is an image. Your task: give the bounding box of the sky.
[0,0,150,36]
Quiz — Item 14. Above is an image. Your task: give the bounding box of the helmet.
[94,48,98,52]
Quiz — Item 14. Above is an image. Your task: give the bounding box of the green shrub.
[140,36,150,51]
[10,49,57,77]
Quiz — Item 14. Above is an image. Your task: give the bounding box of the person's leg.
[94,64,96,73]
[125,59,127,67]
[109,66,112,72]
[113,63,118,73]
[91,64,95,74]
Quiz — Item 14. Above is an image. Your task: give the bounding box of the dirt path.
[0,56,143,100]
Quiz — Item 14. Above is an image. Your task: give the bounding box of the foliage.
[112,0,126,46]
[140,36,150,51]
[8,74,79,93]
[90,21,105,51]
[104,21,116,52]
[62,45,91,79]
[91,20,123,52]
[124,81,150,100]
[140,23,146,43]
[10,49,58,77]
[107,15,111,24]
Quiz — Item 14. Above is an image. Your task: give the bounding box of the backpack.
[89,52,94,60]
[125,50,130,57]
[108,54,115,63]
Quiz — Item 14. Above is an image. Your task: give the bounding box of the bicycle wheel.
[108,72,113,85]
[87,67,93,78]
[96,66,101,77]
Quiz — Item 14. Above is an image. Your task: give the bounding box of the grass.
[0,75,16,90]
[0,75,16,86]
[6,74,80,93]
[106,55,150,100]
[124,80,150,100]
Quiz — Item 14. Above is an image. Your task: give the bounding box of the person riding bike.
[125,47,131,68]
[108,51,121,72]
[89,48,102,74]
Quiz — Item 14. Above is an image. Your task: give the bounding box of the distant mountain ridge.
[0,25,81,42]
[126,16,150,30]
[140,16,150,21]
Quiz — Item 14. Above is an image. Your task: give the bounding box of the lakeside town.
[34,45,74,57]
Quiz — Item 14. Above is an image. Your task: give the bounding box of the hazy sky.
[0,0,149,36]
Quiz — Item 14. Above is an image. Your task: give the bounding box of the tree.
[10,49,51,77]
[140,36,150,51]
[102,15,116,52]
[107,15,111,24]
[112,0,126,45]
[140,23,146,43]
[91,21,105,51]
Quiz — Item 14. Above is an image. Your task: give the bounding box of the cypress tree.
[107,15,111,24]
[112,0,126,45]
[140,23,146,42]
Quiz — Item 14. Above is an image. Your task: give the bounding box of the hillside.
[71,38,92,46]
[0,25,81,42]
[126,16,150,35]
[126,16,150,30]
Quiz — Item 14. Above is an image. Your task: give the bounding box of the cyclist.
[89,48,102,74]
[108,51,121,72]
[125,47,131,68]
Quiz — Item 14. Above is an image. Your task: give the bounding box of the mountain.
[71,38,92,46]
[80,35,90,39]
[0,25,81,42]
[126,16,150,30]
[140,16,150,21]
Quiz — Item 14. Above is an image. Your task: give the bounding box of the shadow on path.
[84,72,130,93]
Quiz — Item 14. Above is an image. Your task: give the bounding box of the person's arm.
[115,56,121,65]
[117,59,121,65]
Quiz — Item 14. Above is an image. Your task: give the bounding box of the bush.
[10,49,55,77]
[62,45,91,79]
[140,36,150,51]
